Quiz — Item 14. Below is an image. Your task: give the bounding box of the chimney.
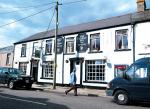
[137,0,146,12]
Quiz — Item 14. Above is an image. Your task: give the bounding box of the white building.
[13,0,150,87]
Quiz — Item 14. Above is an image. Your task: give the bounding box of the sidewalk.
[32,84,106,97]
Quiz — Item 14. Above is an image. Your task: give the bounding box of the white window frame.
[85,60,105,82]
[21,44,26,57]
[90,33,100,52]
[115,29,128,50]
[19,62,28,74]
[42,61,54,79]
[66,37,75,53]
[45,40,52,55]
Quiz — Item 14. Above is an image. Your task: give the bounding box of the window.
[115,29,128,50]
[66,37,74,53]
[90,33,100,52]
[6,53,11,65]
[114,65,128,78]
[42,61,54,79]
[19,62,28,74]
[32,42,40,58]
[45,40,52,55]
[85,60,106,82]
[21,44,26,57]
[126,64,148,80]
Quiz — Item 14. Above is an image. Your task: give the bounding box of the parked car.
[0,67,34,89]
[106,57,150,105]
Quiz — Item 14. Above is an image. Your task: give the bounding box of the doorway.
[69,58,84,85]
[30,59,39,82]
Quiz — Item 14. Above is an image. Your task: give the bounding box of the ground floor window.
[42,61,54,79]
[19,62,28,74]
[114,65,128,78]
[85,60,106,82]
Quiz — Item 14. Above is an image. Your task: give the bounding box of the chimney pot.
[137,0,146,12]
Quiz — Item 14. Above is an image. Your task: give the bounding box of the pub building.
[13,0,150,87]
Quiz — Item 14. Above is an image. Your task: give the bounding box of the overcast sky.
[0,0,149,48]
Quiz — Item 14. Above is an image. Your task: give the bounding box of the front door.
[31,60,39,82]
[70,58,83,85]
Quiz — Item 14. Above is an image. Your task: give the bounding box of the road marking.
[0,95,47,106]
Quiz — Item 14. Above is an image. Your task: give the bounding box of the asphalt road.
[0,86,150,109]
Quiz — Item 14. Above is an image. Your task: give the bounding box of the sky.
[0,0,149,48]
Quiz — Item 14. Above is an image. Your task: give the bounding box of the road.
[0,86,150,109]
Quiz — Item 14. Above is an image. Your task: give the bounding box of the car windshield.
[9,68,25,75]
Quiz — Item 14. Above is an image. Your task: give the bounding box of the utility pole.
[53,0,59,89]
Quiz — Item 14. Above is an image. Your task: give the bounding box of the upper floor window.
[115,29,128,50]
[21,44,26,57]
[32,42,40,58]
[6,53,11,65]
[66,37,74,53]
[45,40,52,55]
[90,33,100,52]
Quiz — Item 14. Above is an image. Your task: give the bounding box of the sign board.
[76,33,88,52]
[57,37,64,54]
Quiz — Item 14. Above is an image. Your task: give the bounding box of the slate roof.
[0,46,14,53]
[14,9,150,44]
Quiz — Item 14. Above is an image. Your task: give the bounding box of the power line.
[0,2,56,9]
[62,0,87,5]
[0,6,55,28]
[43,8,56,37]
[0,4,53,15]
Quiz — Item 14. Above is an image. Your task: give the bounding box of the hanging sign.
[57,37,64,54]
[76,33,88,52]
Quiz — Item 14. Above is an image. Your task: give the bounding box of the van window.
[125,64,148,80]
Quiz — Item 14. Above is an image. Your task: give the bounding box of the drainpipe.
[12,45,15,68]
[132,23,136,63]
[62,36,65,85]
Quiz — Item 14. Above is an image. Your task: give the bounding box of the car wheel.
[114,90,129,105]
[9,81,15,89]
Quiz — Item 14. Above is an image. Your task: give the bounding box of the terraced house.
[13,0,150,87]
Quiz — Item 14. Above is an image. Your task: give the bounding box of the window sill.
[88,51,103,54]
[44,53,52,56]
[114,49,131,52]
[83,81,107,84]
[21,56,26,57]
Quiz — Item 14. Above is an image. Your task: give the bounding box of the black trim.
[88,51,103,54]
[114,49,131,52]
[64,53,75,55]
[40,77,53,80]
[83,81,107,84]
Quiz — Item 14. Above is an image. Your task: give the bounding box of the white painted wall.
[13,24,135,87]
[135,22,150,60]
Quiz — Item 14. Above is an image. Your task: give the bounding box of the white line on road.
[0,95,47,106]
